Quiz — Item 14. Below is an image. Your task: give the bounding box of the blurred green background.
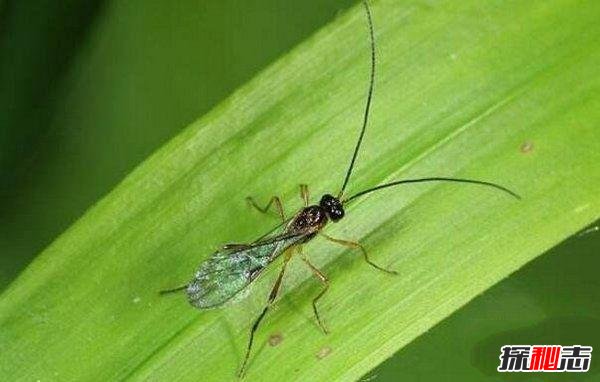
[1,0,597,380]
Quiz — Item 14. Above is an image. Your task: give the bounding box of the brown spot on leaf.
[520,141,534,153]
[268,332,283,347]
[316,346,332,360]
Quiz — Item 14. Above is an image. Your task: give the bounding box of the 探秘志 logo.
[498,345,592,372]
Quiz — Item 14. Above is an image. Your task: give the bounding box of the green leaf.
[1,0,599,380]
[370,219,600,380]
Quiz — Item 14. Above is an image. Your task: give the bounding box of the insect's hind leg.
[159,284,188,295]
[238,251,292,378]
[222,243,251,250]
[246,195,285,223]
[298,247,330,334]
[299,184,309,207]
[320,233,398,275]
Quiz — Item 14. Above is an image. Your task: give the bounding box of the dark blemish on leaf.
[268,332,283,347]
[520,141,534,153]
[316,346,332,360]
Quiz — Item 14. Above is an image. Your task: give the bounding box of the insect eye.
[329,206,344,222]
[319,194,344,222]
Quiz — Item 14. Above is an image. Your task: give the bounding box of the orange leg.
[299,184,309,207]
[298,247,330,334]
[321,233,397,275]
[238,251,292,377]
[246,195,285,223]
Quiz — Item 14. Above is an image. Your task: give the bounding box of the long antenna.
[339,0,376,198]
[338,3,520,205]
[344,177,521,204]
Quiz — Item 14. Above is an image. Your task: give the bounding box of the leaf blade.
[1,0,600,381]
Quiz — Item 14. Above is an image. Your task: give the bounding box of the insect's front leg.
[238,250,292,378]
[299,184,309,207]
[246,195,286,223]
[320,233,398,275]
[298,246,330,334]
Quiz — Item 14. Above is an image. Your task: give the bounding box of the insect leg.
[320,233,398,275]
[298,247,330,334]
[222,243,251,250]
[159,284,188,295]
[238,251,292,377]
[299,184,309,207]
[246,196,286,223]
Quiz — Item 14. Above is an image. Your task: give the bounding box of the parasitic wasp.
[161,0,520,377]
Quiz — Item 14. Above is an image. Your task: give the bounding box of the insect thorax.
[290,205,328,235]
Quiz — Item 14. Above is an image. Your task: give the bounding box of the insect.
[161,0,520,377]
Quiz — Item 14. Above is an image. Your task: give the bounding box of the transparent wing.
[186,231,303,309]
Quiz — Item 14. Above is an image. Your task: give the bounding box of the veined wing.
[186,230,304,309]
